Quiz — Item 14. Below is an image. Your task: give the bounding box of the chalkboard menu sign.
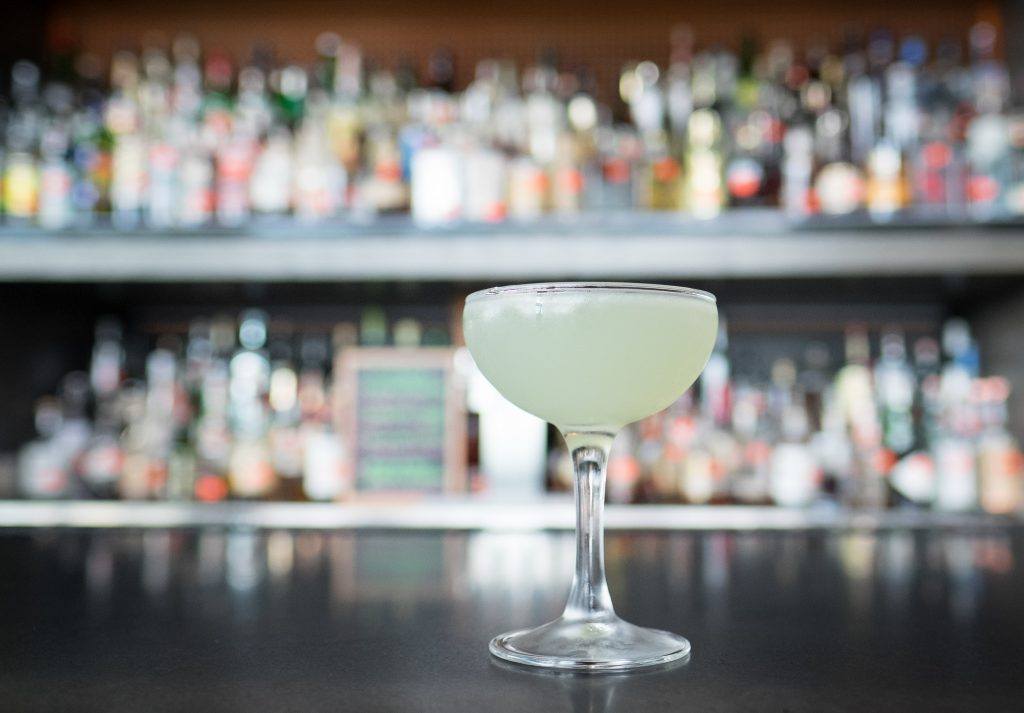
[336,348,466,493]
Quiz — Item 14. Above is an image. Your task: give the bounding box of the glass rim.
[465,282,716,304]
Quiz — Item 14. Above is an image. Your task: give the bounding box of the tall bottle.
[683,108,725,219]
[228,310,275,498]
[933,319,980,511]
[302,327,351,501]
[193,316,233,502]
[268,328,304,500]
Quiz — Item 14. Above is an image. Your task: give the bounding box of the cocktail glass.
[463,282,718,672]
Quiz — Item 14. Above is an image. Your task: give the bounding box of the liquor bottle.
[878,329,935,505]
[1004,112,1024,216]
[810,385,854,501]
[700,320,731,428]
[912,336,943,449]
[176,136,214,228]
[781,124,814,217]
[625,61,664,142]
[90,318,125,404]
[267,329,304,498]
[524,58,563,167]
[507,155,547,220]
[55,372,93,479]
[144,124,179,228]
[912,124,965,218]
[884,37,925,154]
[117,380,148,499]
[683,108,724,219]
[77,404,124,499]
[359,305,388,346]
[302,329,350,501]
[37,123,74,229]
[846,69,881,166]
[964,23,1010,219]
[216,131,256,227]
[17,397,70,498]
[272,64,309,128]
[462,143,507,222]
[933,319,979,511]
[605,426,641,503]
[360,125,407,214]
[458,318,548,495]
[965,111,1010,220]
[681,438,715,504]
[976,377,1023,514]
[138,44,173,134]
[3,69,41,224]
[137,341,183,499]
[875,328,916,456]
[968,22,1010,116]
[170,35,202,121]
[106,51,145,230]
[191,316,233,502]
[865,138,905,221]
[293,99,346,223]
[581,127,618,212]
[933,434,978,512]
[250,128,293,217]
[110,131,146,229]
[228,310,275,498]
[811,84,866,217]
[643,132,683,211]
[551,132,584,214]
[392,318,423,349]
[165,429,197,501]
[835,326,885,507]
[325,40,363,178]
[725,145,768,209]
[768,400,818,507]
[410,136,461,224]
[235,65,275,140]
[69,110,112,225]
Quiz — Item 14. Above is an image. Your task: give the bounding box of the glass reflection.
[943,534,980,624]
[490,656,688,713]
[197,531,226,587]
[142,530,172,597]
[19,525,1024,670]
[266,530,295,582]
[226,528,262,592]
[466,532,573,619]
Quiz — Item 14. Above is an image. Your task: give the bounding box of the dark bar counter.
[2,527,1022,712]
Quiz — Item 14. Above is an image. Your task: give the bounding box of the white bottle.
[411,143,462,225]
[461,349,547,496]
[303,428,350,501]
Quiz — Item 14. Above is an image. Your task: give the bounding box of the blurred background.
[1,0,1023,527]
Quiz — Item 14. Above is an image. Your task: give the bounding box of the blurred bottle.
[18,397,70,498]
[976,377,1023,514]
[228,310,275,498]
[933,319,979,511]
[683,108,725,219]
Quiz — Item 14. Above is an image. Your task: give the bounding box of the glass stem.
[561,431,616,623]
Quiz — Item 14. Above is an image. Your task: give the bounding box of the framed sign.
[336,348,466,494]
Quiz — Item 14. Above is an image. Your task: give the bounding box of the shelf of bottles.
[4,219,1024,281]
[2,305,1022,519]
[2,23,1024,250]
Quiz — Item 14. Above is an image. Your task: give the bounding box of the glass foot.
[489,615,691,672]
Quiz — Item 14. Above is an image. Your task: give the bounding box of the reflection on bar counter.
[0,22,1021,228]
[5,305,1023,514]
